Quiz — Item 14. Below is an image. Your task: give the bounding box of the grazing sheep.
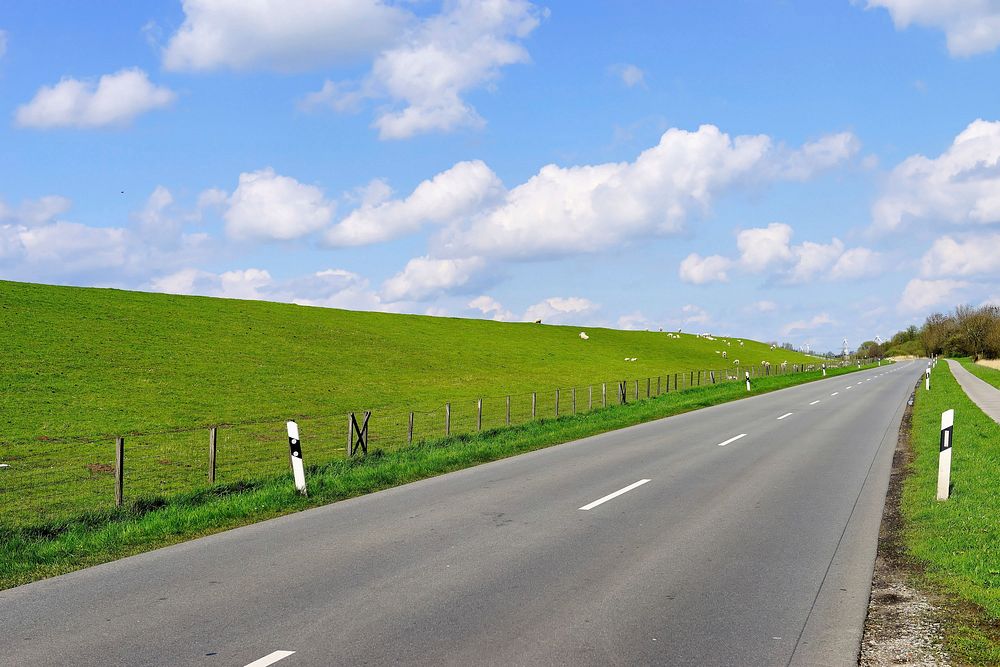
[534,319,542,324]
[579,332,589,340]
[722,351,728,359]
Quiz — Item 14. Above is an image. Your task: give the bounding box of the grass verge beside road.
[0,362,878,590]
[957,356,1000,390]
[903,362,1000,664]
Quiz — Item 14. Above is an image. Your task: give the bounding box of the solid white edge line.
[809,400,820,405]
[244,651,296,667]
[777,412,793,420]
[716,433,748,447]
[579,479,651,511]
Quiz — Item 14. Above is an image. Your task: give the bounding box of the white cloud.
[737,223,794,271]
[751,300,777,313]
[678,253,733,284]
[1,221,128,273]
[899,278,971,313]
[866,0,1000,56]
[681,304,710,326]
[15,68,175,129]
[381,255,487,302]
[326,160,503,246]
[151,266,391,312]
[786,238,845,283]
[873,119,1000,230]
[773,132,862,180]
[368,0,542,139]
[0,195,72,226]
[302,0,544,139]
[152,267,271,300]
[700,222,882,284]
[162,0,409,71]
[524,296,599,325]
[468,295,514,321]
[196,187,228,212]
[829,247,883,280]
[618,311,651,330]
[781,313,833,336]
[434,125,857,261]
[920,233,1000,277]
[224,168,335,241]
[610,63,646,88]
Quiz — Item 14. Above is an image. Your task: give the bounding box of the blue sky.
[2,1,999,353]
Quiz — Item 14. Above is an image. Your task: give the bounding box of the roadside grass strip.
[904,362,1000,664]
[0,362,881,591]
[957,357,1000,390]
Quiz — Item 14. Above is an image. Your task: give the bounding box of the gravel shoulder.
[860,387,951,666]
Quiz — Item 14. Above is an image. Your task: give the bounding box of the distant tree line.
[857,304,1000,361]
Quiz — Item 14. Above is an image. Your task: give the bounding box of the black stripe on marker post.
[939,425,953,452]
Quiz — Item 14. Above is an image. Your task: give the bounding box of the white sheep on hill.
[579,332,589,340]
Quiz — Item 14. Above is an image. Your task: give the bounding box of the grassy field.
[0,280,819,443]
[0,361,877,590]
[1,279,826,527]
[904,361,1000,664]
[958,357,1000,389]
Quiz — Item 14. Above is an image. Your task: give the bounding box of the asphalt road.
[0,361,923,667]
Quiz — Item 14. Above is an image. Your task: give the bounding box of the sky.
[2,0,999,353]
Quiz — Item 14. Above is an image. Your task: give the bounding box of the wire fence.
[0,359,867,528]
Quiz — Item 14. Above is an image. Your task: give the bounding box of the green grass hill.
[1,279,819,446]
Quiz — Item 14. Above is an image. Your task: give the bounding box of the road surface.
[0,361,923,666]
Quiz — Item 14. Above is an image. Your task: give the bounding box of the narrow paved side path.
[945,359,1000,424]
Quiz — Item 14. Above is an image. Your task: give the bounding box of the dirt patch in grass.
[85,463,113,475]
[861,390,949,665]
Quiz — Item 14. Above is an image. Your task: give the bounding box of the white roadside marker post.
[937,409,954,501]
[287,420,307,496]
[822,363,827,377]
[745,371,751,392]
[925,367,931,391]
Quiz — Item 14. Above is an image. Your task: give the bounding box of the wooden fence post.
[646,377,651,398]
[208,427,217,484]
[477,398,483,431]
[115,436,124,508]
[602,382,607,407]
[619,381,627,404]
[674,372,678,391]
[589,386,593,410]
[555,389,560,417]
[657,376,661,395]
[408,411,414,444]
[347,415,353,454]
[532,392,536,419]
[690,371,694,388]
[445,402,451,436]
[572,387,577,414]
[348,412,370,456]
[506,396,511,425]
[710,371,716,384]
[635,379,639,401]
